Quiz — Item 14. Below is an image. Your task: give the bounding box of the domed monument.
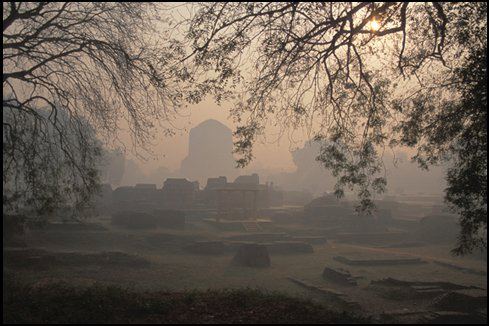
[180,119,238,183]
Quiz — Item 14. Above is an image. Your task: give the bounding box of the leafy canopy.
[182,2,487,254]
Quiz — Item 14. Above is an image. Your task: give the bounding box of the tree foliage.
[3,105,100,220]
[183,2,487,253]
[98,148,125,187]
[2,2,191,219]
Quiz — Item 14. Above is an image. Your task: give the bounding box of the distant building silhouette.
[135,183,157,190]
[269,140,446,196]
[106,173,280,214]
[205,176,228,190]
[234,173,259,184]
[162,178,199,209]
[268,140,336,195]
[179,119,239,184]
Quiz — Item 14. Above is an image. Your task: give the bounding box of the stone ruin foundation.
[322,267,358,286]
[334,255,426,266]
[231,243,271,267]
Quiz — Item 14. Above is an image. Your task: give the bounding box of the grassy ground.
[3,216,487,323]
[3,279,367,324]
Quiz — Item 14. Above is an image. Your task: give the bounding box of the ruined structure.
[179,119,238,183]
[202,173,272,220]
[334,256,426,266]
[304,194,392,234]
[231,243,271,267]
[135,183,157,190]
[234,173,260,184]
[108,173,276,221]
[111,184,161,211]
[322,267,358,286]
[268,140,337,195]
[304,194,350,226]
[161,178,199,209]
[201,176,227,208]
[205,176,228,189]
[214,183,265,220]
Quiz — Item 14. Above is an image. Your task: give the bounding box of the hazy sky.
[117,3,328,176]
[117,3,435,188]
[122,96,305,175]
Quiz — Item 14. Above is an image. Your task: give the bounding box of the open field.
[3,281,368,324]
[4,214,486,323]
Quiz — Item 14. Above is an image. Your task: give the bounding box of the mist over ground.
[5,116,485,324]
[106,118,447,197]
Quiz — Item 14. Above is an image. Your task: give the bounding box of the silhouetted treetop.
[182,2,487,254]
[3,3,191,218]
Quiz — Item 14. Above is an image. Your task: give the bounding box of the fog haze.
[110,99,446,196]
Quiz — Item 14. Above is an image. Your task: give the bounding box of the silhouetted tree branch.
[184,2,486,254]
[3,2,189,219]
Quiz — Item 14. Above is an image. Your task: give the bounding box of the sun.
[369,18,381,32]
